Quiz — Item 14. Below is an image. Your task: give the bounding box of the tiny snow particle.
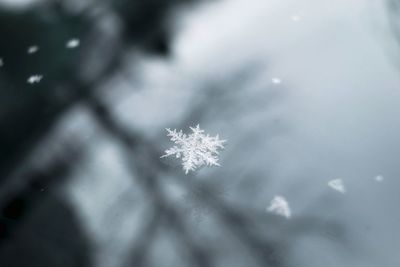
[66,38,80,49]
[291,15,301,22]
[27,45,39,54]
[0,58,3,67]
[374,175,384,182]
[267,196,291,218]
[27,75,43,84]
[328,179,346,193]
[272,78,281,84]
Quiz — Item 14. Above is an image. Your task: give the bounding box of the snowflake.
[66,38,80,49]
[267,196,291,218]
[291,15,301,22]
[328,179,346,193]
[27,74,43,84]
[161,124,226,174]
[271,78,281,84]
[374,175,384,182]
[27,45,39,54]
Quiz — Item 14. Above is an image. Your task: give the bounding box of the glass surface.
[1,0,400,266]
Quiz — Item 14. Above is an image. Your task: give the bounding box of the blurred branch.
[387,0,400,43]
[0,137,84,245]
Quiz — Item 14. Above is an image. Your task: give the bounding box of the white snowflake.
[267,196,291,218]
[328,179,346,193]
[27,74,43,84]
[374,175,384,182]
[161,124,226,174]
[66,38,80,49]
[271,78,281,84]
[27,45,39,54]
[291,15,301,22]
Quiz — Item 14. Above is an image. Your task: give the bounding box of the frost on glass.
[161,125,226,174]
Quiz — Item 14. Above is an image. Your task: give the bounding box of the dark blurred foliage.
[0,0,195,183]
[0,5,84,181]
[0,0,195,266]
[112,0,192,53]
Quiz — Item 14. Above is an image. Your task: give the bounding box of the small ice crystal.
[66,38,80,49]
[291,15,301,22]
[272,78,281,84]
[27,45,39,54]
[27,74,43,84]
[374,175,384,182]
[267,195,291,218]
[328,179,346,194]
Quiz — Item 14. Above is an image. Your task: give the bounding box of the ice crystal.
[27,74,43,84]
[374,175,384,182]
[161,125,226,174]
[291,15,301,22]
[328,179,346,193]
[27,45,39,54]
[267,196,291,218]
[66,38,80,49]
[271,78,281,84]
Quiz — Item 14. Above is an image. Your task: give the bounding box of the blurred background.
[1,0,400,266]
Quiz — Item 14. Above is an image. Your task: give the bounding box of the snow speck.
[161,124,226,174]
[271,78,281,84]
[267,196,291,218]
[374,175,384,182]
[328,179,346,194]
[27,45,39,54]
[66,38,80,49]
[291,15,301,22]
[27,74,43,84]
[0,58,3,67]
